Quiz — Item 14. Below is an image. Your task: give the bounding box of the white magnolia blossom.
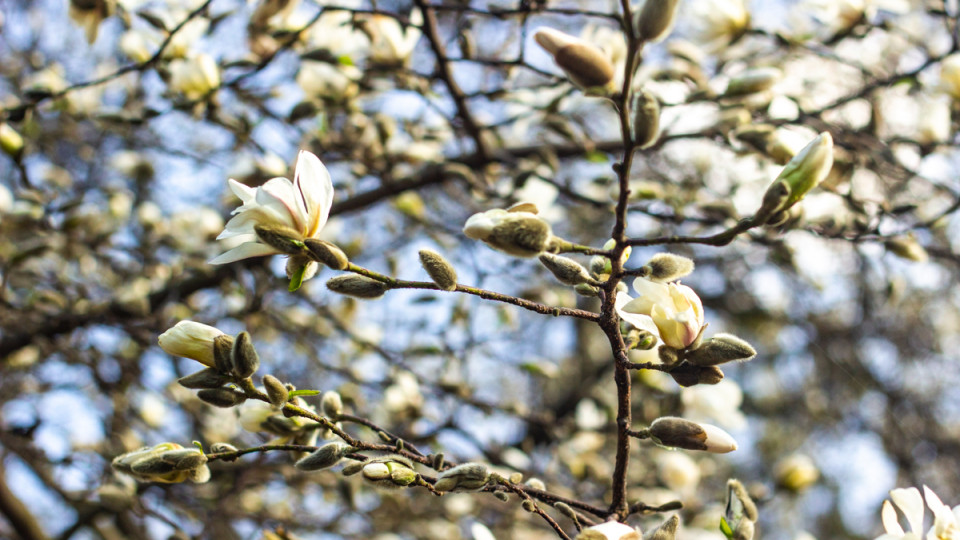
[168,54,220,100]
[157,320,225,368]
[305,10,370,60]
[687,0,750,51]
[576,520,641,540]
[365,9,422,66]
[805,0,912,33]
[211,150,334,266]
[876,486,960,540]
[616,277,705,349]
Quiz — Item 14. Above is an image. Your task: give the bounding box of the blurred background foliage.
[1,0,959,538]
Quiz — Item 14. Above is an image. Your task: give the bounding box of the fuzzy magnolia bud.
[635,0,681,43]
[112,443,210,484]
[633,89,660,149]
[724,479,758,540]
[684,333,756,366]
[254,224,306,255]
[197,388,246,408]
[645,253,694,282]
[418,249,458,291]
[776,132,834,208]
[575,283,600,296]
[885,236,929,262]
[326,274,390,298]
[539,253,595,286]
[361,456,418,489]
[645,515,680,540]
[213,334,234,373]
[433,462,490,492]
[648,417,738,453]
[321,390,344,418]
[574,521,641,540]
[725,67,781,96]
[263,374,289,407]
[295,442,351,471]
[177,368,230,390]
[231,331,260,379]
[754,180,791,225]
[534,28,615,93]
[209,442,238,454]
[0,123,24,158]
[463,208,553,257]
[304,238,350,270]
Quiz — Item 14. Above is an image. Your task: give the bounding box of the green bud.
[418,249,458,291]
[230,331,260,379]
[554,502,578,520]
[538,253,595,286]
[263,374,289,407]
[589,255,611,277]
[658,345,680,366]
[633,89,660,149]
[574,283,600,297]
[326,274,389,299]
[725,67,781,96]
[646,515,680,540]
[645,253,694,282]
[490,215,553,257]
[341,461,364,476]
[390,467,418,486]
[685,333,757,366]
[178,368,230,389]
[494,491,510,502]
[321,390,343,419]
[434,462,489,492]
[304,238,350,270]
[521,499,536,512]
[254,224,306,255]
[197,387,246,408]
[295,442,350,471]
[209,442,238,455]
[636,0,681,43]
[0,123,24,158]
[649,417,738,453]
[525,478,546,491]
[213,334,235,374]
[776,132,834,207]
[725,479,758,538]
[669,364,724,387]
[885,236,928,262]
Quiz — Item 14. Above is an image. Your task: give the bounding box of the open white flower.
[876,486,960,540]
[211,150,334,265]
[575,520,641,540]
[925,486,960,540]
[616,277,704,349]
[157,320,226,368]
[688,0,750,52]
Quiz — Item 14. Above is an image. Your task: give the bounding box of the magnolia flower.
[365,9,422,67]
[616,277,705,349]
[168,54,220,100]
[575,520,641,540]
[876,486,960,540]
[777,132,834,207]
[158,320,226,368]
[939,54,960,101]
[688,0,750,52]
[210,150,334,269]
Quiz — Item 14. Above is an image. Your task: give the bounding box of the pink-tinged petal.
[882,500,905,535]
[293,150,334,237]
[209,241,278,264]
[257,177,304,232]
[217,205,293,239]
[673,282,704,324]
[891,487,925,533]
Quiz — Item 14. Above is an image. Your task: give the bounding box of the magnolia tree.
[2,0,960,539]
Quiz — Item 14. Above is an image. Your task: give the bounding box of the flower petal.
[217,205,294,239]
[294,150,334,237]
[615,293,660,336]
[228,178,257,206]
[209,241,278,264]
[882,500,905,536]
[891,487,925,533]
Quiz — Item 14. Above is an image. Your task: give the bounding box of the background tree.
[1,0,959,539]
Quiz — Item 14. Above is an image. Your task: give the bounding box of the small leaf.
[585,150,608,163]
[192,441,204,453]
[288,264,307,292]
[288,389,321,397]
[719,517,734,539]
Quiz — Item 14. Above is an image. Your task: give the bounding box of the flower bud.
[321,390,344,418]
[209,442,238,454]
[574,521,641,540]
[632,89,660,149]
[213,334,235,374]
[645,515,680,540]
[295,442,351,471]
[418,249,458,291]
[0,123,24,158]
[724,479,758,539]
[885,236,928,263]
[304,238,350,270]
[253,224,306,255]
[635,0,681,43]
[538,253,595,286]
[197,388,247,408]
[534,28,615,93]
[684,333,756,366]
[178,368,230,389]
[525,477,546,491]
[648,417,737,453]
[776,132,834,208]
[725,67,781,96]
[574,283,600,296]
[326,274,390,298]
[464,208,554,257]
[158,321,227,368]
[231,331,260,379]
[341,461,364,476]
[645,253,694,282]
[433,462,490,492]
[773,454,819,492]
[754,180,791,225]
[263,374,289,407]
[361,456,417,489]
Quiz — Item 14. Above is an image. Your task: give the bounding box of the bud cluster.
[112,442,211,484]
[355,455,419,489]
